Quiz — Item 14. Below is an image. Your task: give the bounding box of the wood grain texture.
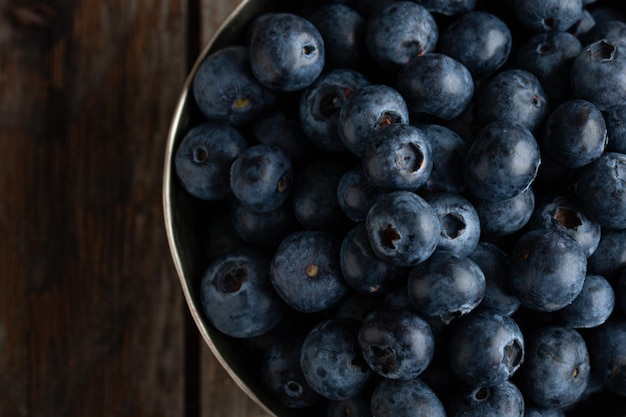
[0,0,190,416]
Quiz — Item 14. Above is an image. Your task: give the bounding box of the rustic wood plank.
[0,1,191,416]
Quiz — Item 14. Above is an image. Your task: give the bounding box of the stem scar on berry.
[218,265,248,293]
[380,224,400,250]
[277,175,289,192]
[305,264,319,278]
[232,97,250,110]
[518,249,530,263]
[589,40,616,62]
[553,207,582,230]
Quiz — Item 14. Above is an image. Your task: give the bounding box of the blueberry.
[364,1,438,68]
[438,11,512,79]
[517,326,590,408]
[200,247,286,338]
[508,228,587,312]
[541,99,608,169]
[396,53,474,120]
[370,378,446,417]
[576,152,626,229]
[425,193,481,256]
[587,317,626,396]
[249,13,325,91]
[418,124,468,195]
[292,160,353,234]
[307,4,367,70]
[192,46,276,125]
[411,0,476,16]
[408,251,486,324]
[246,110,316,167]
[587,227,626,281]
[365,191,439,267]
[513,0,583,33]
[300,318,374,400]
[299,69,370,152]
[475,69,549,131]
[524,406,565,417]
[338,84,409,158]
[580,18,626,46]
[340,223,405,295]
[447,308,525,387]
[515,31,582,100]
[469,242,521,316]
[554,274,615,329]
[335,292,386,322]
[270,230,349,313]
[261,335,323,408]
[336,166,382,222]
[525,193,601,257]
[326,390,373,417]
[358,306,434,380]
[230,199,300,248]
[362,124,433,192]
[463,121,541,202]
[604,104,626,153]
[445,381,525,417]
[229,144,293,213]
[174,122,248,200]
[571,39,626,111]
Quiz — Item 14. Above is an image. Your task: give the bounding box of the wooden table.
[0,1,271,415]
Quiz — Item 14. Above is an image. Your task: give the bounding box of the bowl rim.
[162,1,280,415]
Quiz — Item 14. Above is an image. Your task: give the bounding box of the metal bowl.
[164,0,626,415]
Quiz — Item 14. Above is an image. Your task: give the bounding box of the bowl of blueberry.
[164,0,626,415]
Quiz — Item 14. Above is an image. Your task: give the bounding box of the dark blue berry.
[571,39,626,111]
[200,247,286,338]
[396,53,474,120]
[362,124,433,192]
[418,124,468,195]
[300,318,374,400]
[425,193,481,256]
[365,191,439,267]
[292,160,353,234]
[370,378,446,417]
[249,13,325,91]
[542,99,607,169]
[270,230,348,313]
[516,31,582,100]
[261,335,323,408]
[336,166,382,222]
[576,152,626,229]
[513,0,583,33]
[175,122,248,200]
[447,308,525,387]
[358,306,435,380]
[463,121,541,201]
[408,251,486,324]
[338,84,409,158]
[438,11,512,79]
[518,326,590,408]
[475,69,549,131]
[364,1,438,68]
[469,242,521,316]
[299,69,369,152]
[307,4,367,70]
[444,381,525,417]
[554,274,615,329]
[340,223,405,295]
[192,46,276,125]
[509,228,587,312]
[229,144,293,213]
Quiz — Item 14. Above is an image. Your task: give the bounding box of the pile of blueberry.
[173,0,626,415]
